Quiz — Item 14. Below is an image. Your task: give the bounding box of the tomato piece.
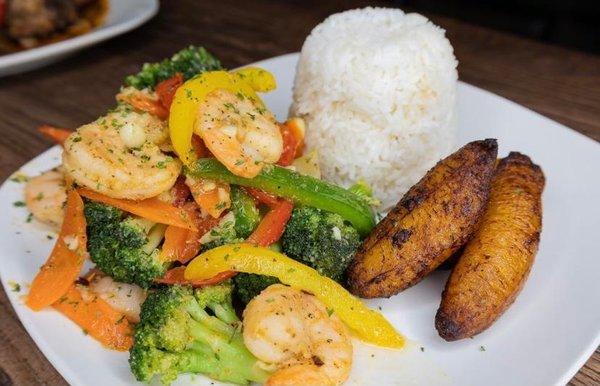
[156,73,184,109]
[277,124,298,166]
[170,176,191,207]
[246,199,293,246]
[191,135,212,158]
[245,187,279,207]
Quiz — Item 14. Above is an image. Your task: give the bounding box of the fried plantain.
[435,152,544,341]
[347,139,498,298]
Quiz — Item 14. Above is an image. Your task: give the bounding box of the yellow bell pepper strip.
[186,158,376,236]
[185,244,405,349]
[232,67,277,92]
[169,68,276,165]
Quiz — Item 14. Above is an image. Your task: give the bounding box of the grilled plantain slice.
[347,139,498,298]
[435,152,544,341]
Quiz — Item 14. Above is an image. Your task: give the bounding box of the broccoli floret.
[233,207,361,305]
[201,189,260,251]
[200,212,244,251]
[129,283,270,385]
[85,201,168,288]
[233,274,279,305]
[125,46,222,90]
[281,206,360,282]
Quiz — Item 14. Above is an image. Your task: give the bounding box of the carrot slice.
[247,199,294,246]
[186,178,231,219]
[53,285,134,351]
[38,125,71,146]
[161,203,220,263]
[156,73,184,109]
[155,266,235,287]
[78,188,196,231]
[27,189,87,311]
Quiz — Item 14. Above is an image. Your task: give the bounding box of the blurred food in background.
[0,0,109,54]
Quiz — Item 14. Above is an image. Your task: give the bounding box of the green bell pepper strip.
[231,186,261,238]
[185,158,376,236]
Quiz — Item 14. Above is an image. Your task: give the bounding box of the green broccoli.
[200,212,244,251]
[201,188,260,252]
[85,201,168,288]
[233,207,361,304]
[125,46,222,90]
[281,206,360,282]
[233,273,279,305]
[129,283,270,385]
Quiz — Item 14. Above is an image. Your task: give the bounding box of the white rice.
[291,7,458,209]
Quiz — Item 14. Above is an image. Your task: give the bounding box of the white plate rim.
[0,52,598,386]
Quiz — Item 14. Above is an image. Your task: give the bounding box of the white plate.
[1,53,599,386]
[0,0,158,77]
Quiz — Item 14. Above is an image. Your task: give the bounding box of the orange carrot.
[38,125,72,146]
[156,73,184,109]
[155,266,235,287]
[53,285,133,351]
[27,189,87,311]
[77,188,196,231]
[161,203,220,263]
[117,91,169,120]
[247,199,294,246]
[187,179,231,219]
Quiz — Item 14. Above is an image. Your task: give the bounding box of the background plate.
[0,53,599,386]
[0,0,158,77]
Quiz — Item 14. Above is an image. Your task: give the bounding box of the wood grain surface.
[0,1,598,385]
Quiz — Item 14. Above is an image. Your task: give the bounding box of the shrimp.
[88,274,147,323]
[62,108,181,200]
[243,284,353,386]
[24,168,67,228]
[195,89,283,178]
[117,86,169,121]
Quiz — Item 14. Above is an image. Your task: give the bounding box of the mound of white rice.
[291,7,458,209]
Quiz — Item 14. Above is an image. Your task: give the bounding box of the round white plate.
[0,0,158,77]
[0,53,599,386]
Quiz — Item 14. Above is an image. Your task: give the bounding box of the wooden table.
[0,1,598,384]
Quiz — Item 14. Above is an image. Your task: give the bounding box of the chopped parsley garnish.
[8,281,21,293]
